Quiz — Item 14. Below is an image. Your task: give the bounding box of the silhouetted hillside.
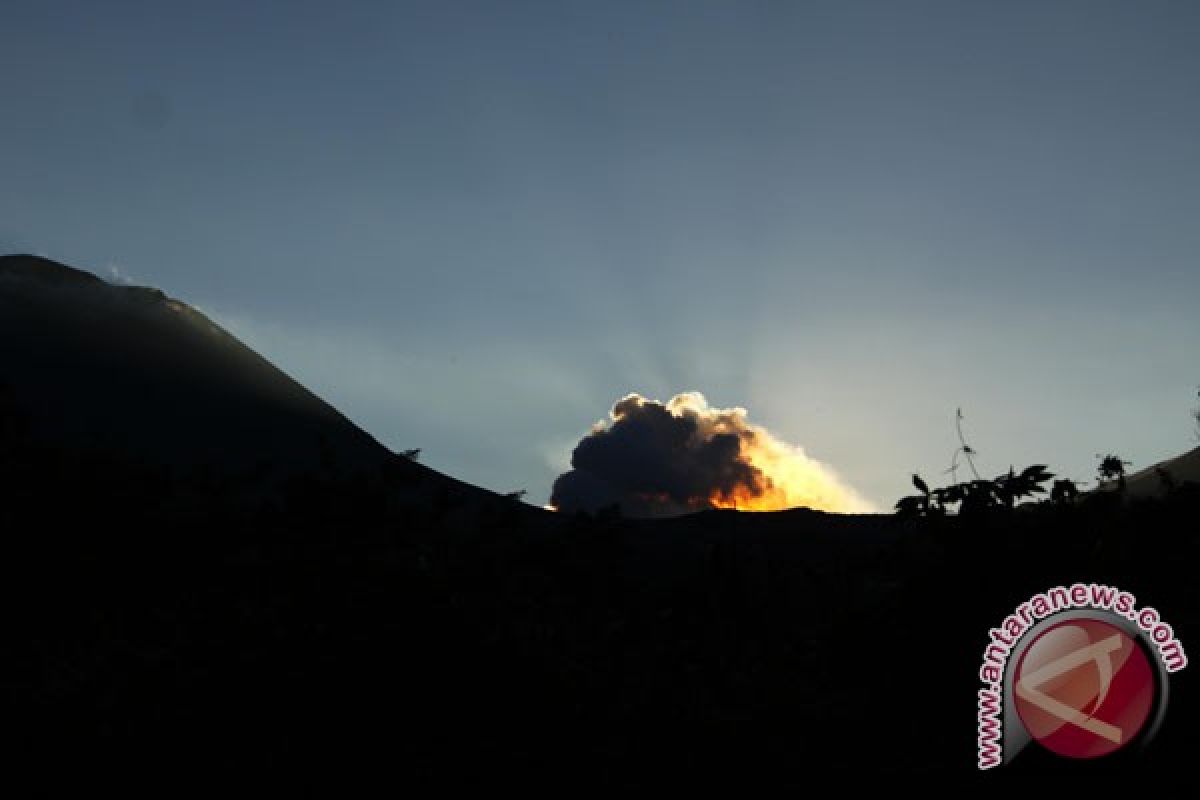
[3,256,1198,790]
[0,255,507,510]
[1124,445,1200,498]
[0,254,391,473]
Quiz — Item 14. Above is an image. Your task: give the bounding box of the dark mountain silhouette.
[0,254,385,472]
[3,256,1197,789]
[0,254,492,503]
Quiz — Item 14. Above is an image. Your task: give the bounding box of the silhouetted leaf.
[894,496,924,517]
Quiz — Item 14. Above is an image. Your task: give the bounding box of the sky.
[4,0,1199,509]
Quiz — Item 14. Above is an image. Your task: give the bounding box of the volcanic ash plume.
[549,392,874,517]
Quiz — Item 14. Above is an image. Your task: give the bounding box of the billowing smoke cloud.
[550,392,874,517]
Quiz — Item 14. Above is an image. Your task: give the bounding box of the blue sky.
[4,1,1199,508]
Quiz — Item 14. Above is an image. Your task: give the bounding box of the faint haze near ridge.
[4,1,1200,508]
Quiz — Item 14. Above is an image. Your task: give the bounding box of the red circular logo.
[1013,618,1155,759]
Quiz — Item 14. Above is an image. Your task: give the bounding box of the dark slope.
[0,255,490,505]
[1124,445,1200,498]
[0,254,387,475]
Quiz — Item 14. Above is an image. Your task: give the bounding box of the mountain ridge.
[0,254,495,502]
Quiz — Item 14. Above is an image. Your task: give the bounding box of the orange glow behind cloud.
[662,392,874,514]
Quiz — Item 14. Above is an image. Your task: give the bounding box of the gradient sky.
[4,1,1199,509]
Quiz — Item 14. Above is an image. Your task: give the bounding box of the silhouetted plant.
[1096,454,1131,492]
[932,483,965,510]
[991,467,1017,508]
[895,465,1053,516]
[1050,479,1080,505]
[944,408,981,484]
[401,448,421,461]
[893,495,924,518]
[993,465,1054,508]
[895,474,937,518]
[505,489,527,502]
[962,480,1001,514]
[912,474,929,495]
[938,409,1057,514]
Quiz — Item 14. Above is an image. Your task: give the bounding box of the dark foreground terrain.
[3,256,1197,789]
